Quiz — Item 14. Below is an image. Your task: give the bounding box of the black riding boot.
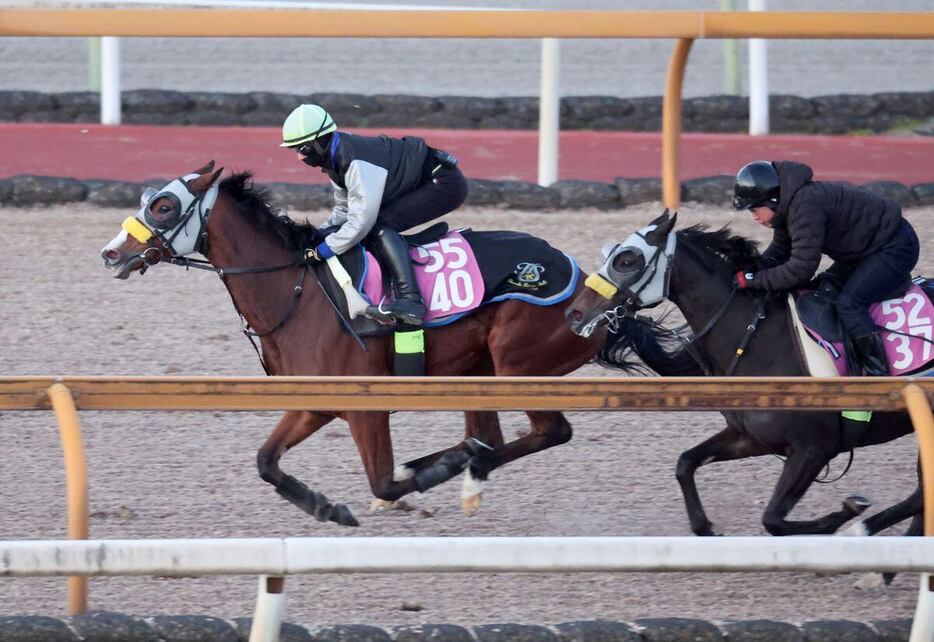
[367,227,426,326]
[853,333,889,376]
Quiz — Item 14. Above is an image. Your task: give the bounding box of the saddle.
[790,277,934,377]
[318,225,580,339]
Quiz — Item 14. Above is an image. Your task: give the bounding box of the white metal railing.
[3,536,934,642]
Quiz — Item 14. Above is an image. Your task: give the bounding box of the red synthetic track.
[1,123,932,186]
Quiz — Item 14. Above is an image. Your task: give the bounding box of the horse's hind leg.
[392,411,504,482]
[762,446,869,536]
[257,410,359,527]
[370,411,505,512]
[676,426,769,536]
[851,457,924,537]
[465,410,573,507]
[461,411,505,515]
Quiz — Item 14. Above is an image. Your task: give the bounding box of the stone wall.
[0,613,915,642]
[1,174,932,211]
[1,90,932,135]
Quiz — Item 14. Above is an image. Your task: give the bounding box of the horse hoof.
[854,572,885,590]
[369,498,393,512]
[461,469,486,516]
[332,503,360,527]
[844,495,872,515]
[462,493,482,516]
[693,522,722,537]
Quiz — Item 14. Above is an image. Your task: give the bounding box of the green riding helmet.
[280,104,337,148]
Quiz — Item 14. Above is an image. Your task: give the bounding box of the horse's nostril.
[102,249,121,262]
[568,309,582,323]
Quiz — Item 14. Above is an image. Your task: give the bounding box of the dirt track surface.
[0,202,931,628]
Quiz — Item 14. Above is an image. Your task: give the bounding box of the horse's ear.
[193,160,216,175]
[188,166,223,193]
[647,208,670,228]
[645,210,677,246]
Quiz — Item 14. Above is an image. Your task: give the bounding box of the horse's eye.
[159,205,172,213]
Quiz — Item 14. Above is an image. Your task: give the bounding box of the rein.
[607,286,764,376]
[163,254,313,374]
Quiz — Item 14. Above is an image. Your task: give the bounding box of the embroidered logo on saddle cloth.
[806,283,934,376]
[507,262,548,290]
[362,231,485,322]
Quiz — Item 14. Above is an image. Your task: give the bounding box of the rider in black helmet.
[731,160,920,376]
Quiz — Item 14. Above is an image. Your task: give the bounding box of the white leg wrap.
[393,465,414,482]
[838,521,869,537]
[461,469,485,501]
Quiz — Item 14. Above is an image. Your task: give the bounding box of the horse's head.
[565,209,678,338]
[100,161,223,279]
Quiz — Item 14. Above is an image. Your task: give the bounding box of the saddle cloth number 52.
[877,288,934,372]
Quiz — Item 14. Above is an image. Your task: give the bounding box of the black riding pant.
[837,218,920,337]
[376,165,468,233]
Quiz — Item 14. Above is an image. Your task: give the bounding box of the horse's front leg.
[675,425,769,536]
[257,410,359,527]
[347,411,421,506]
[762,445,870,536]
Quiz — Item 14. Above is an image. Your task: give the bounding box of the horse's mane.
[676,224,761,278]
[219,172,324,251]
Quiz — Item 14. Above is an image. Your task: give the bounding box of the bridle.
[119,175,360,373]
[583,228,767,376]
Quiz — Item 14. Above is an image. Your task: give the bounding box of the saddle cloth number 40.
[412,235,485,319]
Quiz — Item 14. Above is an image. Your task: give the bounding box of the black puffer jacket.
[756,161,903,291]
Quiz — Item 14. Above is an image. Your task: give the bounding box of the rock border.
[1,90,932,135]
[0,613,914,642]
[1,175,932,211]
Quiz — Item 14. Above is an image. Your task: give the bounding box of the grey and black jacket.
[321,132,430,255]
[756,161,903,291]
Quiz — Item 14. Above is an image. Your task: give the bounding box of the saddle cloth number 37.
[876,286,934,373]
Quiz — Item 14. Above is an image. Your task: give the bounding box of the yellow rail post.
[662,38,693,210]
[901,384,934,641]
[47,383,89,615]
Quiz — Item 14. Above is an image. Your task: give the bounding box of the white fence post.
[100,36,121,125]
[747,0,769,135]
[538,38,560,187]
[249,575,285,642]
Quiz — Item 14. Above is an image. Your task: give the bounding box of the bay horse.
[100,162,619,527]
[565,211,922,541]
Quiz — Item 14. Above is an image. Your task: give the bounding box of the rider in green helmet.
[281,104,468,327]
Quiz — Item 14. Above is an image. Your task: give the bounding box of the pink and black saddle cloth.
[791,277,934,377]
[322,223,580,337]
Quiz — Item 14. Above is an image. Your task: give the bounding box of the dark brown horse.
[565,211,922,543]
[100,162,617,527]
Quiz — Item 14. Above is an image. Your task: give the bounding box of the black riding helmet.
[732,160,780,210]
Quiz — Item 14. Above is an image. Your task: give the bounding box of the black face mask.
[301,151,328,168]
[297,139,330,168]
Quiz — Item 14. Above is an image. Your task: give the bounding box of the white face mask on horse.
[119,173,220,258]
[586,211,678,307]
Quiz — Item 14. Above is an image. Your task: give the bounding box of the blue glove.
[307,241,335,262]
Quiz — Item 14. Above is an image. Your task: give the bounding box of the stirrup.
[365,298,425,326]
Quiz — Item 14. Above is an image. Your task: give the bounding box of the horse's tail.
[598,315,705,376]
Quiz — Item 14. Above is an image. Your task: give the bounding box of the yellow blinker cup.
[584,273,619,300]
[122,217,153,243]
